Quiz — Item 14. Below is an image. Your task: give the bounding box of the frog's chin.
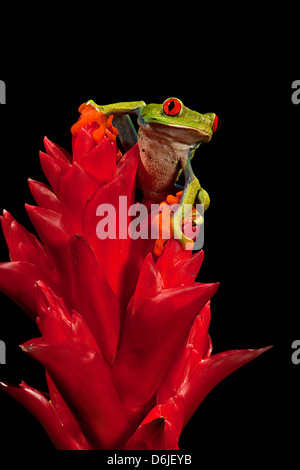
[140,121,211,146]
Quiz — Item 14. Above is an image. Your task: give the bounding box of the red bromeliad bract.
[0,116,270,450]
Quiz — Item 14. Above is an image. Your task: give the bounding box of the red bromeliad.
[0,106,270,450]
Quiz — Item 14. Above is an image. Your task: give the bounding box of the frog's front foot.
[153,191,196,256]
[171,178,202,249]
[171,213,195,249]
[171,179,211,249]
[153,182,208,255]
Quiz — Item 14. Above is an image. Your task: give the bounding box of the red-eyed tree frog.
[83,98,220,244]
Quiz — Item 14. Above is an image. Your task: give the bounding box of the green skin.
[86,98,216,245]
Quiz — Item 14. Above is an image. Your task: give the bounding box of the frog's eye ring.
[163,98,182,116]
[212,115,221,132]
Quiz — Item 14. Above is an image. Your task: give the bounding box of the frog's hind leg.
[112,115,138,152]
[172,178,201,246]
[171,148,211,248]
[171,150,200,246]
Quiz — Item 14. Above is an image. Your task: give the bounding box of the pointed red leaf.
[28,179,63,213]
[44,136,72,164]
[45,372,94,450]
[35,281,100,353]
[58,163,100,232]
[0,261,46,319]
[156,239,192,283]
[21,340,129,449]
[24,205,72,247]
[77,136,116,184]
[0,381,92,449]
[119,236,156,310]
[71,311,101,353]
[25,205,73,296]
[1,210,50,265]
[132,253,163,312]
[158,302,212,403]
[124,418,178,451]
[82,147,138,300]
[112,282,219,407]
[178,346,272,428]
[113,143,140,179]
[124,398,184,450]
[35,281,72,341]
[188,301,212,361]
[163,249,204,288]
[69,234,121,364]
[72,125,97,163]
[39,152,69,195]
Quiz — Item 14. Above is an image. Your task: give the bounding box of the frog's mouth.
[140,119,212,145]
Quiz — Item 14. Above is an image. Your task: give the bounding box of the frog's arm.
[111,115,138,152]
[86,100,146,117]
[172,148,210,246]
[87,100,146,151]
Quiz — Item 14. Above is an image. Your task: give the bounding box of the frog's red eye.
[163,98,182,116]
[212,115,221,132]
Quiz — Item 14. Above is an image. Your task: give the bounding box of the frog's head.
[138,98,220,146]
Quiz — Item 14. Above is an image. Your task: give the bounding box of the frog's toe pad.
[172,219,195,250]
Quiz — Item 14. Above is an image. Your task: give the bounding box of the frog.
[81,97,220,246]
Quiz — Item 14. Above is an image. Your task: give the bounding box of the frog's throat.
[138,120,211,145]
[136,126,198,203]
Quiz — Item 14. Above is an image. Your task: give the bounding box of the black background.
[0,25,298,462]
